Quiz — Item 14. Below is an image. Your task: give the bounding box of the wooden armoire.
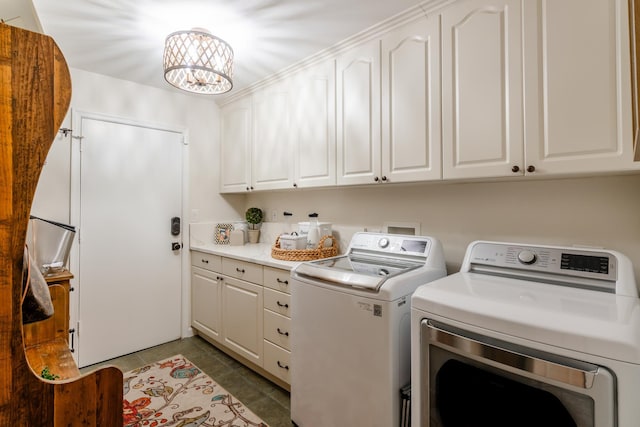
[0,23,123,425]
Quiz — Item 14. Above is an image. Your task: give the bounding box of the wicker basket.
[271,235,338,261]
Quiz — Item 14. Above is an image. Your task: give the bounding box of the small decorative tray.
[271,235,338,261]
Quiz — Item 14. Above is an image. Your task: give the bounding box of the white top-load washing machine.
[291,232,447,427]
[411,241,640,427]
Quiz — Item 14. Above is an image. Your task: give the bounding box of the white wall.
[246,174,640,280]
[31,67,244,225]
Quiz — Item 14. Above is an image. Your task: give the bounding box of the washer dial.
[517,250,537,265]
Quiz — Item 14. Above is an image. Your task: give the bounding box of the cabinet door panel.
[382,17,441,182]
[442,0,524,179]
[222,277,263,365]
[337,40,381,185]
[220,98,252,193]
[294,60,336,188]
[523,0,634,174]
[191,267,222,343]
[253,84,294,190]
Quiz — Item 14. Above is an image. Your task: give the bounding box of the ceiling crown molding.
[218,0,454,106]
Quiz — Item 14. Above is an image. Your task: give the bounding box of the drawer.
[191,251,222,272]
[264,288,291,318]
[264,310,291,350]
[263,266,291,294]
[263,340,291,384]
[222,258,262,284]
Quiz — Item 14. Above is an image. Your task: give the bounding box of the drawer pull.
[277,328,289,337]
[277,361,290,370]
[236,267,245,273]
[202,259,209,264]
[276,278,289,285]
[276,301,289,309]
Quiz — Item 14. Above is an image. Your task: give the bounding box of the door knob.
[171,242,182,251]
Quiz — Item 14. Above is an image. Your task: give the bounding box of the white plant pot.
[247,229,260,243]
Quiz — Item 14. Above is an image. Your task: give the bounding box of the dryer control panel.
[466,242,618,283]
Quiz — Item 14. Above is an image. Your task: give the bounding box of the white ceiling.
[13,0,426,102]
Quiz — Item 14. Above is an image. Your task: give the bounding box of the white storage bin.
[279,234,308,250]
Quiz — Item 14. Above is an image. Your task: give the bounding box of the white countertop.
[190,241,302,271]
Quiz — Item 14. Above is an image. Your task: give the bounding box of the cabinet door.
[292,60,337,188]
[336,39,381,185]
[442,0,524,179]
[381,17,442,183]
[191,267,222,343]
[220,97,252,193]
[222,277,263,366]
[523,0,634,175]
[252,82,294,190]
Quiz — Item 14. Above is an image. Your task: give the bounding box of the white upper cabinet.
[220,0,638,192]
[252,82,295,190]
[336,39,381,185]
[442,0,524,180]
[292,60,336,188]
[220,97,252,193]
[381,16,442,183]
[522,0,634,175]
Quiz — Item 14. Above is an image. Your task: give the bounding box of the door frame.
[69,109,191,363]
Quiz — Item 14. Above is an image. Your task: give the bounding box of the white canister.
[298,222,332,237]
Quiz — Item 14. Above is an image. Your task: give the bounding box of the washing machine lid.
[293,232,438,291]
[294,253,422,291]
[412,267,640,364]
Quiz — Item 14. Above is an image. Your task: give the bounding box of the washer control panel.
[348,232,431,258]
[467,242,617,282]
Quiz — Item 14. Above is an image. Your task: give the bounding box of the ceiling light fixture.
[163,28,233,95]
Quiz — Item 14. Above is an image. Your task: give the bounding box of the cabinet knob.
[374,176,379,182]
[527,165,536,173]
[381,176,387,182]
[511,165,520,173]
[250,186,254,190]
[293,183,297,188]
[245,186,250,191]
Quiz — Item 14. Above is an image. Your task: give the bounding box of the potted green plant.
[245,207,263,243]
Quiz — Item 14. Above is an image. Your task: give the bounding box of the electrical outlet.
[270,209,277,222]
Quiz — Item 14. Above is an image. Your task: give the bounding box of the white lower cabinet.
[264,340,291,384]
[222,276,263,366]
[191,266,223,343]
[191,252,292,386]
[262,266,292,384]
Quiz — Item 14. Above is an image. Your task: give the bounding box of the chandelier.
[163,28,234,95]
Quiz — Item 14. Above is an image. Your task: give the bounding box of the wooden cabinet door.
[442,0,524,179]
[222,277,263,366]
[336,39,381,185]
[522,0,634,175]
[191,267,222,343]
[292,60,337,188]
[220,97,252,193]
[252,82,294,190]
[381,16,442,183]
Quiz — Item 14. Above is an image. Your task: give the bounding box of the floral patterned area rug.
[123,354,268,427]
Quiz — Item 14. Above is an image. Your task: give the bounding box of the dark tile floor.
[80,335,292,427]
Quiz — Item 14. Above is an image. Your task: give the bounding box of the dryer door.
[420,320,616,427]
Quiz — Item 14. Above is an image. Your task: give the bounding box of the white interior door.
[75,115,183,367]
